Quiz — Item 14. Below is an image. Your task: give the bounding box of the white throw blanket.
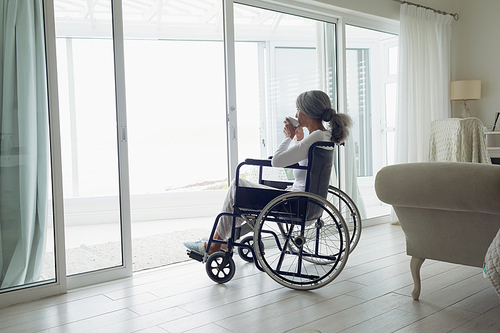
[485,229,500,299]
[429,117,491,163]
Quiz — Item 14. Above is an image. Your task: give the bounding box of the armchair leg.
[410,256,425,300]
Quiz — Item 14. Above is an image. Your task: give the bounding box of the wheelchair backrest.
[305,141,334,197]
[304,141,335,220]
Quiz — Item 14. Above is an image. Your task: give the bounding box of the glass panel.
[388,46,398,76]
[273,47,318,147]
[234,5,337,164]
[386,82,397,128]
[347,48,372,177]
[235,42,261,162]
[386,131,395,166]
[54,1,123,275]
[122,0,227,271]
[0,0,56,291]
[346,25,398,219]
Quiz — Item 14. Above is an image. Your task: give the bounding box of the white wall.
[451,0,500,128]
[310,0,400,21]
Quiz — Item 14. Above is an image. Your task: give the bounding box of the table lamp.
[450,80,481,118]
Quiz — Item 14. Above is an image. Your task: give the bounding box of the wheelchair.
[187,141,361,290]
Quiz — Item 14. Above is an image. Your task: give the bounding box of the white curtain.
[0,0,49,289]
[395,4,452,164]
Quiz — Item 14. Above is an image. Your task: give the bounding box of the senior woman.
[184,90,352,254]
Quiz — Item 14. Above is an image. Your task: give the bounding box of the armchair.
[375,162,500,300]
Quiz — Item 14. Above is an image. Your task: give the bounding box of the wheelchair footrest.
[187,250,204,262]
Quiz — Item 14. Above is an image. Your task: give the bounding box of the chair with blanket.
[429,117,491,163]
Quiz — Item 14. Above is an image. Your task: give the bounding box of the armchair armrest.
[375,162,500,214]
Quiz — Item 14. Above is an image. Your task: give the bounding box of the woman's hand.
[283,119,296,139]
[295,126,304,141]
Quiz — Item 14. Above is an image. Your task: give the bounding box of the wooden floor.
[1,223,500,333]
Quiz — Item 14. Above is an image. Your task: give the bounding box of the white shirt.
[271,130,331,191]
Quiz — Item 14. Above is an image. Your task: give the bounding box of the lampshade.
[450,80,481,101]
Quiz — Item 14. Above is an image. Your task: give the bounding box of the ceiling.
[53,0,317,39]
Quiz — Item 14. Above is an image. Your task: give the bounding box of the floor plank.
[393,307,480,333]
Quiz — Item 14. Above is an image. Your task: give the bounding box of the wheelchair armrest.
[244,158,303,169]
[243,158,272,167]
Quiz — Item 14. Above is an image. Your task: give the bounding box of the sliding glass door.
[53,0,129,281]
[345,25,398,220]
[121,0,228,270]
[233,3,338,182]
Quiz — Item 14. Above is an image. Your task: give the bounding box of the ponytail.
[328,113,352,144]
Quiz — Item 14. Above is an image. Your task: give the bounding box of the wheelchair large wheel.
[253,192,350,290]
[205,252,236,284]
[327,185,362,252]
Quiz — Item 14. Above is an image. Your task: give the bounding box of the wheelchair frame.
[187,141,360,290]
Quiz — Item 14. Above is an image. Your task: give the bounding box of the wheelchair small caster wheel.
[237,236,264,263]
[205,252,236,284]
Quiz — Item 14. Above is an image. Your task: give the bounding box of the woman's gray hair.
[296,90,353,144]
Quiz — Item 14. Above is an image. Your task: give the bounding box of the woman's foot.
[183,240,206,253]
[183,238,227,255]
